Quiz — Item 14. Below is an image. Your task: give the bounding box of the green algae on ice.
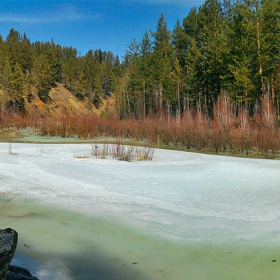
[1,198,280,280]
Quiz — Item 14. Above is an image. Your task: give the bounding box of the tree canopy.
[0,0,279,117]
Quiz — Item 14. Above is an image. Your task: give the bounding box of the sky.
[0,0,205,59]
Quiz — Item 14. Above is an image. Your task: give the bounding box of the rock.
[0,228,18,279]
[6,265,39,280]
[0,228,39,280]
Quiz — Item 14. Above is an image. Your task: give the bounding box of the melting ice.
[0,143,280,279]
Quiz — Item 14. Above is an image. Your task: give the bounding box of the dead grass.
[74,155,90,159]
[1,93,279,159]
[91,141,154,161]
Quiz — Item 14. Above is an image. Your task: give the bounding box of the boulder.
[6,265,39,280]
[0,228,18,279]
[0,228,39,280]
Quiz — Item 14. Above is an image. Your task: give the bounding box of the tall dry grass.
[1,93,279,158]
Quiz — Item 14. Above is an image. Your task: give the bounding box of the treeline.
[0,0,280,121]
[122,0,280,119]
[0,28,122,114]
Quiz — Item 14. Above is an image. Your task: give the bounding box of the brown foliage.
[1,94,279,158]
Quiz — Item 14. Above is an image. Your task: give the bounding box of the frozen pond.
[1,143,280,279]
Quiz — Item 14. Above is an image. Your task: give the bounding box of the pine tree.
[10,62,25,112]
[150,14,174,117]
[224,0,257,108]
[198,0,228,112]
[33,54,55,101]
[172,19,188,67]
[259,0,280,105]
[0,59,13,114]
[92,74,103,109]
[123,39,141,117]
[183,7,204,111]
[139,31,153,118]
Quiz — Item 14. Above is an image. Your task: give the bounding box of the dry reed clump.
[90,141,154,162]
[91,142,110,159]
[135,146,154,161]
[8,142,18,155]
[74,155,90,159]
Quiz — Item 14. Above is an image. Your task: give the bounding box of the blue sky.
[0,0,205,58]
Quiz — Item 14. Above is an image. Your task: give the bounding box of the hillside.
[24,83,99,117]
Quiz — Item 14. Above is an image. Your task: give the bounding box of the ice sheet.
[1,143,280,279]
[2,144,280,239]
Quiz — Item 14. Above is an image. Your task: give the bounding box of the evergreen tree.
[33,54,55,101]
[259,0,280,105]
[183,7,204,110]
[6,28,21,43]
[198,0,227,112]
[123,39,141,117]
[150,14,174,117]
[172,19,188,67]
[139,31,153,118]
[0,59,13,113]
[10,62,25,112]
[224,0,257,107]
[92,74,103,109]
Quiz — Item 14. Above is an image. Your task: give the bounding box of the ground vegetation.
[0,0,280,157]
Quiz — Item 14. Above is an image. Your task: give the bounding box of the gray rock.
[0,228,39,280]
[6,265,39,280]
[0,228,18,279]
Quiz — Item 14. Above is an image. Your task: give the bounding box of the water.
[10,128,145,146]
[1,142,280,279]
[1,197,280,280]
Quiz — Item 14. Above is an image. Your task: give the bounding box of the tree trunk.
[143,80,146,120]
[256,17,265,95]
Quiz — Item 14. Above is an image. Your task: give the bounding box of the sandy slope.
[24,82,99,117]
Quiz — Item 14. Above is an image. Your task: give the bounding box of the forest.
[0,0,280,157]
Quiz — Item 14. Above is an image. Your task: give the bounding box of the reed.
[1,93,279,158]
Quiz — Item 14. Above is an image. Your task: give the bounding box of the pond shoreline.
[1,128,278,160]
